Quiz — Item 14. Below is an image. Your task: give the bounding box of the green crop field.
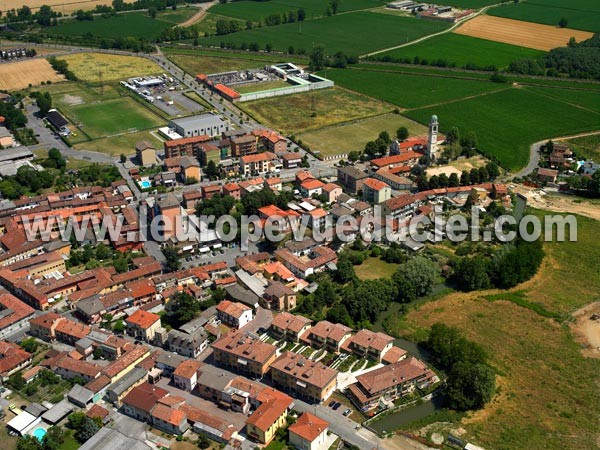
[237,86,391,134]
[297,113,427,156]
[375,33,545,69]
[46,11,185,40]
[323,67,506,109]
[65,97,164,139]
[200,12,450,56]
[209,0,388,22]
[488,1,600,33]
[405,88,600,170]
[527,87,600,114]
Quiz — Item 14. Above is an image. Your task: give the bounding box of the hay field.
[3,0,135,13]
[0,59,64,91]
[455,15,593,51]
[57,53,162,82]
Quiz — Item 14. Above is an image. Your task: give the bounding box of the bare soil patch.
[454,15,593,51]
[571,302,600,359]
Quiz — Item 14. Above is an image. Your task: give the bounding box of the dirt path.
[571,302,600,359]
[512,184,600,221]
[179,1,217,27]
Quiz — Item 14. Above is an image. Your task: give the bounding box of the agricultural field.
[74,130,164,156]
[45,9,193,40]
[400,213,600,450]
[527,86,600,114]
[324,67,506,109]
[67,97,164,138]
[3,0,135,13]
[166,52,289,76]
[405,88,600,170]
[208,0,388,22]
[234,80,290,94]
[0,58,64,91]
[56,52,163,82]
[454,15,594,51]
[200,12,450,56]
[420,0,497,7]
[488,0,600,33]
[375,33,545,69]
[296,113,427,156]
[237,87,391,134]
[562,133,600,160]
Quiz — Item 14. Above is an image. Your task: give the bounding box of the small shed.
[42,399,74,424]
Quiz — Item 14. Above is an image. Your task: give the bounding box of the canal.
[368,395,448,434]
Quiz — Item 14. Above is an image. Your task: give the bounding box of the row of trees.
[308,45,357,71]
[368,53,499,72]
[453,237,544,291]
[509,33,600,80]
[426,323,496,410]
[47,56,77,81]
[416,162,501,191]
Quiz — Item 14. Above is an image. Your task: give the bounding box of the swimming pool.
[139,180,151,189]
[33,427,47,441]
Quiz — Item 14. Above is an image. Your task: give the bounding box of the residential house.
[136,141,157,166]
[217,300,253,329]
[0,292,35,340]
[537,168,558,184]
[321,183,342,204]
[246,387,293,444]
[288,412,329,450]
[125,309,161,342]
[300,321,351,353]
[0,341,32,381]
[262,281,297,311]
[231,134,258,157]
[362,178,392,204]
[173,359,202,392]
[212,330,278,378]
[270,352,338,403]
[166,328,208,358]
[337,166,368,194]
[341,329,394,362]
[281,152,302,169]
[347,357,439,411]
[121,382,169,422]
[239,152,279,176]
[300,179,325,198]
[151,403,188,435]
[269,312,311,343]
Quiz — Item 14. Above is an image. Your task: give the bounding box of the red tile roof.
[215,84,241,100]
[151,403,186,426]
[126,309,160,329]
[247,387,293,432]
[0,341,31,375]
[122,382,169,413]
[0,292,35,331]
[288,412,328,442]
[86,404,109,420]
[363,178,390,191]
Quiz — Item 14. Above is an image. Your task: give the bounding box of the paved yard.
[156,378,247,430]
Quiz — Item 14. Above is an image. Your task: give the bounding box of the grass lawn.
[57,52,163,82]
[397,211,600,450]
[405,87,600,170]
[46,11,178,40]
[375,33,544,69]
[264,438,286,450]
[355,257,399,280]
[67,97,164,138]
[200,12,450,56]
[562,133,600,159]
[237,86,391,134]
[209,0,387,22]
[235,79,290,94]
[74,129,164,156]
[488,0,600,33]
[60,431,80,450]
[191,12,246,36]
[155,6,199,24]
[0,419,18,450]
[297,113,427,156]
[324,67,507,109]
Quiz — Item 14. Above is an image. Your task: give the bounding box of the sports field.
[200,12,450,56]
[405,88,600,170]
[488,0,600,33]
[0,59,64,91]
[74,130,164,156]
[67,97,163,138]
[400,213,600,450]
[324,68,506,109]
[375,33,544,69]
[57,53,162,82]
[296,113,427,156]
[234,80,290,94]
[208,0,387,22]
[454,15,594,51]
[237,87,391,134]
[46,10,193,40]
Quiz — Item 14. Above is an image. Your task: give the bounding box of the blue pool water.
[139,180,151,189]
[33,428,47,441]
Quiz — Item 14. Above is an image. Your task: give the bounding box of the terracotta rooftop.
[270,351,338,390]
[289,412,328,442]
[347,329,394,352]
[247,387,293,432]
[0,292,35,331]
[363,178,390,191]
[126,309,161,329]
[122,382,169,413]
[212,330,277,365]
[355,356,435,394]
[0,341,31,375]
[305,320,351,343]
[271,312,311,334]
[173,359,202,379]
[240,151,277,164]
[217,300,251,319]
[370,152,421,168]
[86,404,109,420]
[151,403,186,426]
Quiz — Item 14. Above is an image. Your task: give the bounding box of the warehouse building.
[168,113,229,138]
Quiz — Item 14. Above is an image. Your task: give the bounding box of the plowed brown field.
[454,15,594,51]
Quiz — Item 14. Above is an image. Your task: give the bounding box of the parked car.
[332,402,341,410]
[328,401,336,407]
[343,409,352,416]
